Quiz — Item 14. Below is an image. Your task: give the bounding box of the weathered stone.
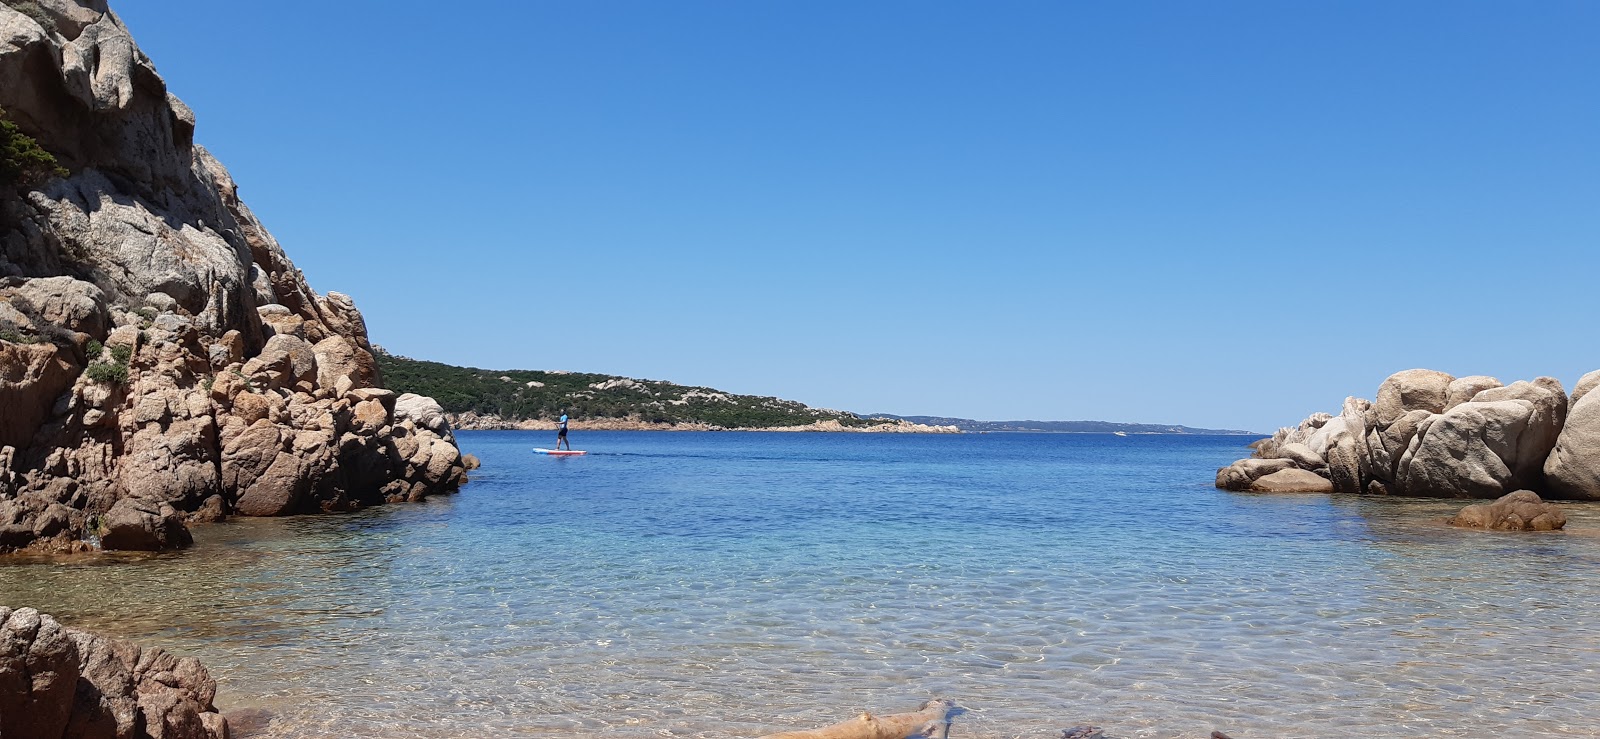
[1374,369,1455,427]
[188,494,226,524]
[395,393,451,436]
[118,418,221,508]
[1395,400,1539,498]
[0,606,80,739]
[1449,490,1566,531]
[0,0,468,547]
[1368,409,1432,484]
[312,334,377,390]
[99,498,193,551]
[2,275,110,337]
[1248,468,1334,493]
[1572,369,1600,408]
[1470,378,1566,485]
[1264,442,1323,469]
[1445,375,1502,412]
[1544,385,1600,500]
[1215,458,1297,491]
[0,341,78,449]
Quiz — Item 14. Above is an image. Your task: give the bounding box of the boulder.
[1445,375,1502,412]
[1469,378,1566,484]
[1544,386,1600,500]
[1448,490,1566,531]
[117,418,221,508]
[1215,458,1296,491]
[233,453,307,516]
[395,393,451,437]
[1374,369,1454,426]
[0,606,228,739]
[241,334,317,392]
[312,334,377,390]
[1326,397,1373,493]
[1248,468,1334,493]
[1395,400,1539,498]
[0,341,78,449]
[0,606,80,739]
[1265,442,1323,470]
[1366,409,1432,484]
[1571,369,1600,408]
[1,276,110,337]
[99,498,193,551]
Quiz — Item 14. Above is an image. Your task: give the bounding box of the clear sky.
[114,1,1598,433]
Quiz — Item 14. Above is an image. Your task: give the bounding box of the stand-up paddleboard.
[534,448,588,456]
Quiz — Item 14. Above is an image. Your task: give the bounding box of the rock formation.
[1219,368,1600,500]
[1448,490,1567,531]
[0,606,228,738]
[0,0,467,553]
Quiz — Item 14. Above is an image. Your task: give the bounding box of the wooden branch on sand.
[758,699,961,739]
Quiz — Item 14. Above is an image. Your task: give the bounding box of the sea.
[3,431,1598,738]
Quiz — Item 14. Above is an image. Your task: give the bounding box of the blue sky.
[115,1,1598,432]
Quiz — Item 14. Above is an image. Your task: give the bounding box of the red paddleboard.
[534,448,588,456]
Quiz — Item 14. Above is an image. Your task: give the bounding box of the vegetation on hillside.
[374,349,882,428]
[1,108,66,192]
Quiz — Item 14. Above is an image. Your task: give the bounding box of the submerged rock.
[1449,490,1566,531]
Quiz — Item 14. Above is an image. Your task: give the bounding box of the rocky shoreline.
[0,0,469,555]
[1218,368,1600,502]
[449,411,962,433]
[0,607,228,739]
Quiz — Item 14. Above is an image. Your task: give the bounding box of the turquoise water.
[3,430,1600,737]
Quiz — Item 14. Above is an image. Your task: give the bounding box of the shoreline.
[447,413,962,433]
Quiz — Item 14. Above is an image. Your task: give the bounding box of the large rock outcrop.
[0,606,227,738]
[0,0,468,553]
[1222,368,1596,500]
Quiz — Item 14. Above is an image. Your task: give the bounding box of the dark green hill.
[374,349,881,428]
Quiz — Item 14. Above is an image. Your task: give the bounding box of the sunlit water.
[4,431,1600,738]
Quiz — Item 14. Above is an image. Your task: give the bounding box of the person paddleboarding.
[556,412,571,450]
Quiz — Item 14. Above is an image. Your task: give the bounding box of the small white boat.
[1113,431,1128,437]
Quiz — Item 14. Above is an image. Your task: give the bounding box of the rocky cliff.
[0,0,468,553]
[1218,368,1600,499]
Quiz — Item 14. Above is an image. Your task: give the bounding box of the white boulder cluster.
[1219,368,1600,500]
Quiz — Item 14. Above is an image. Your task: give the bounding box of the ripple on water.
[3,431,1600,737]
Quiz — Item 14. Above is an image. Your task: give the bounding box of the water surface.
[3,431,1598,737]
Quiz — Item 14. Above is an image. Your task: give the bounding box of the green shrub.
[0,109,66,191]
[86,339,103,358]
[109,344,131,364]
[86,360,128,385]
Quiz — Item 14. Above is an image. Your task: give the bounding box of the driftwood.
[758,699,960,739]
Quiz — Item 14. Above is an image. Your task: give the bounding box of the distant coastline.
[870,414,1261,436]
[449,413,961,433]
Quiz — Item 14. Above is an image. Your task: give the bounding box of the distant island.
[869,415,1260,435]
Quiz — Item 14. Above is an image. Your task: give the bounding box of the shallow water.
[3,431,1600,738]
